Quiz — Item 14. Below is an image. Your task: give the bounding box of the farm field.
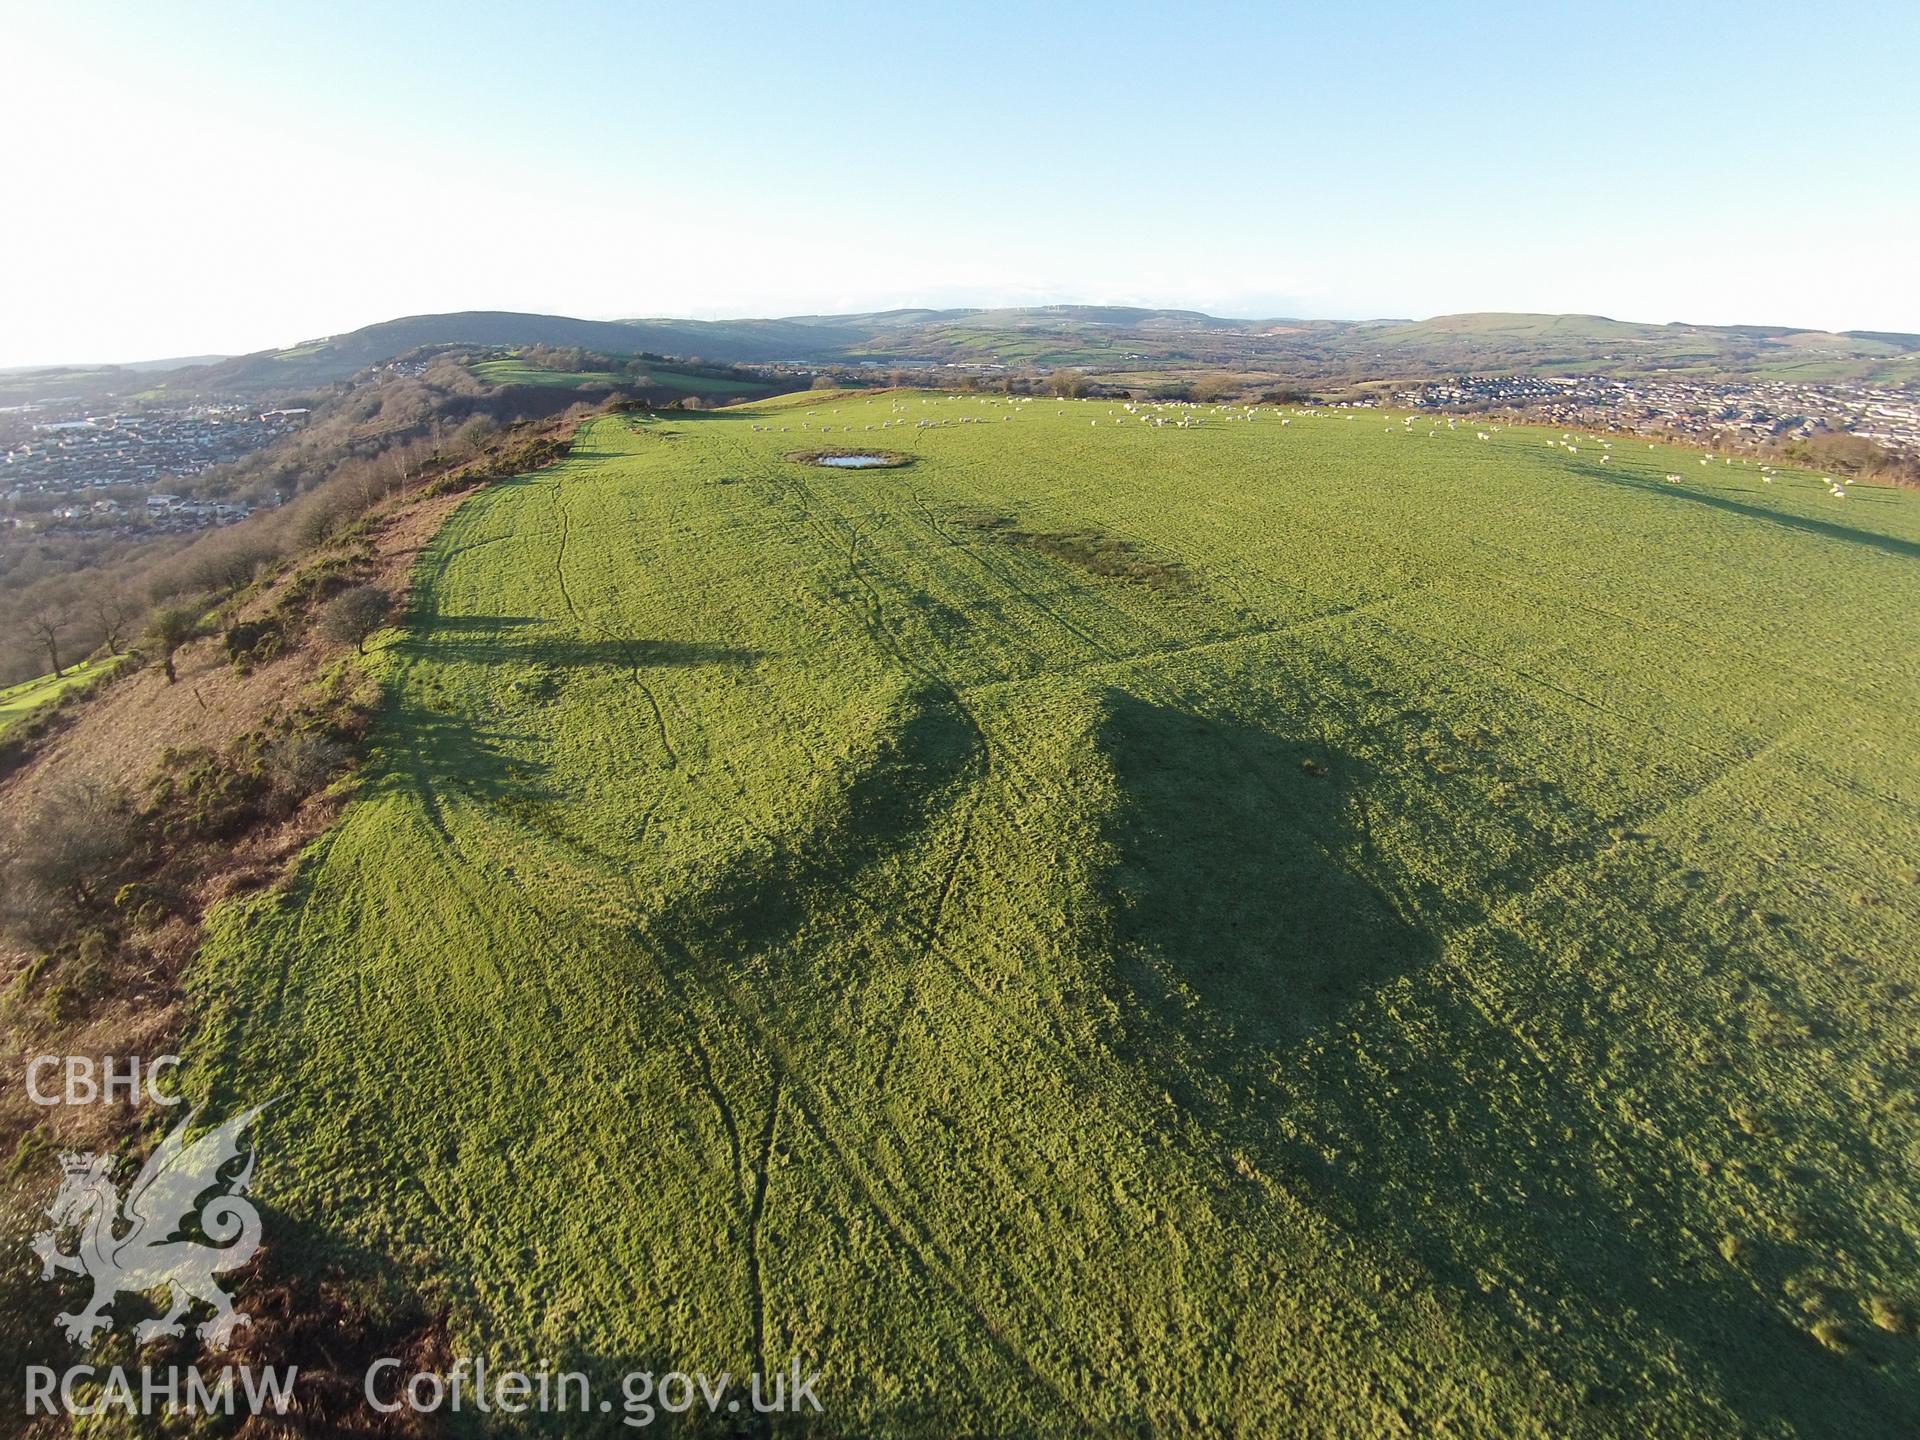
[0,658,113,738]
[470,359,622,388]
[184,394,1920,1435]
[471,357,773,397]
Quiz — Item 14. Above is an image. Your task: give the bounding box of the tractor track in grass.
[744,1075,784,1386]
[544,474,872,912]
[764,462,998,1088]
[723,433,1108,1127]
[906,489,1123,664]
[439,484,773,1245]
[495,470,1024,1357]
[507,785,1064,1397]
[643,884,1433,1438]
[640,924,1096,1427]
[546,477,689,771]
[190,405,1920,1435]
[873,788,981,1094]
[957,590,1407,698]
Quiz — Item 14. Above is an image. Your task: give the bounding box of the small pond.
[783,448,911,470]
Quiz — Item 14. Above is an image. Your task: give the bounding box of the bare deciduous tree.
[23,604,71,677]
[89,592,137,656]
[0,777,135,945]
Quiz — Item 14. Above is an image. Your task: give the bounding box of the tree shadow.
[1096,687,1915,1435]
[1584,467,1920,561]
[649,681,981,973]
[1095,688,1430,1068]
[423,634,765,673]
[396,612,765,676]
[413,612,545,632]
[368,698,557,822]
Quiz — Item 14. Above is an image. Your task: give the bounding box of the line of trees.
[0,368,595,687]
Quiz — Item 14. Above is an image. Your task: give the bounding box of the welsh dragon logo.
[31,1105,269,1347]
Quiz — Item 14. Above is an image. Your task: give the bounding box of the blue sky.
[2,0,1916,364]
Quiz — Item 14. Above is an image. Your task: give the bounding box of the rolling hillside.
[179,396,1920,1434]
[468,357,776,400]
[57,307,1916,400]
[163,312,873,393]
[1359,313,1920,382]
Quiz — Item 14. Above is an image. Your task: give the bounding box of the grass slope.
[118,307,1920,396]
[170,312,864,391]
[469,360,628,389]
[186,396,1920,1435]
[471,358,772,397]
[0,658,114,737]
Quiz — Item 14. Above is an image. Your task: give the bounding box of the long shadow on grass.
[370,696,557,823]
[1097,689,1427,1067]
[646,680,980,988]
[1586,467,1920,561]
[1099,690,1914,1434]
[407,612,765,673]
[422,634,764,672]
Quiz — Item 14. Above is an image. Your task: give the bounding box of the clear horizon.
[8,298,1920,373]
[3,0,1917,368]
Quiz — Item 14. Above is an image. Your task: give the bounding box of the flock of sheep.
[735,395,1858,498]
[749,396,1038,435]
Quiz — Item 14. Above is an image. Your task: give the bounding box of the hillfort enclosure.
[5,3,1917,1433]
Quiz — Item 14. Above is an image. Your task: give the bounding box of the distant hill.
[1352,312,1920,384]
[19,307,1919,402]
[119,353,232,373]
[0,353,230,406]
[155,311,871,393]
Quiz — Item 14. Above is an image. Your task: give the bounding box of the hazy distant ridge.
[22,306,1920,395]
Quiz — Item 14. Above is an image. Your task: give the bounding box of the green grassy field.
[0,658,113,737]
[184,394,1920,1435]
[470,359,626,388]
[472,357,772,396]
